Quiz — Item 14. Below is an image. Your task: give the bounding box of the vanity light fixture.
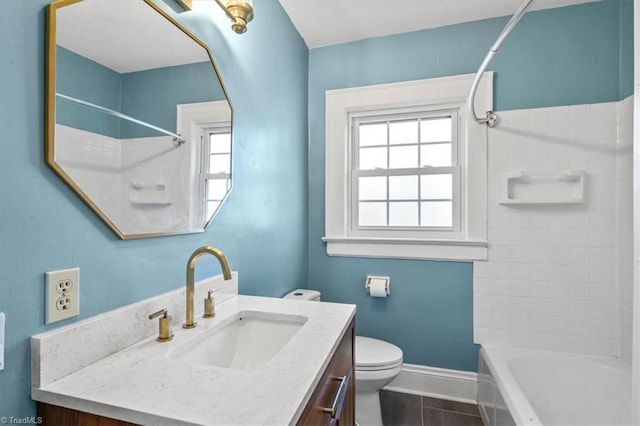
[215,0,254,34]
[176,0,253,35]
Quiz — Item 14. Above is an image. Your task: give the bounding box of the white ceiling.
[277,0,599,49]
[56,0,208,74]
[56,0,599,71]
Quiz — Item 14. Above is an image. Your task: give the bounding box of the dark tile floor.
[380,390,483,426]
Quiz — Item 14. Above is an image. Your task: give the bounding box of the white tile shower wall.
[120,136,191,234]
[54,126,194,235]
[55,124,122,225]
[474,99,632,357]
[617,96,634,366]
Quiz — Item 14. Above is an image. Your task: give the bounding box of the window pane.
[389,202,419,226]
[359,147,387,170]
[420,118,452,143]
[389,175,418,200]
[389,120,418,145]
[420,174,452,200]
[359,176,387,200]
[209,153,230,174]
[389,145,418,169]
[359,202,387,226]
[420,143,452,167]
[420,201,452,227]
[206,179,228,200]
[359,123,387,147]
[210,133,231,153]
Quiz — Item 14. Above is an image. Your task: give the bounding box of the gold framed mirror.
[45,0,233,239]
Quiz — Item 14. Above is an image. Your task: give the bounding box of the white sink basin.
[169,310,308,370]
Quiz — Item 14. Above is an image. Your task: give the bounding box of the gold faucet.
[184,246,232,329]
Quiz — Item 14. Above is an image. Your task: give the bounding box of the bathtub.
[478,345,631,425]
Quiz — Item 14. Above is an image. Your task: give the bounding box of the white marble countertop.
[32,294,355,425]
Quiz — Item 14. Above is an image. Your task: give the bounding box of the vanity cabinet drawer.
[297,319,355,426]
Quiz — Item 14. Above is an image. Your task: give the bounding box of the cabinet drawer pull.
[321,375,348,418]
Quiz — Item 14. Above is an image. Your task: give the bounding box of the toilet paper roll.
[368,278,389,298]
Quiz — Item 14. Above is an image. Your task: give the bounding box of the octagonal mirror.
[45,0,233,239]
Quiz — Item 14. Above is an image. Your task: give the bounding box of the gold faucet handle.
[203,290,216,318]
[148,308,174,342]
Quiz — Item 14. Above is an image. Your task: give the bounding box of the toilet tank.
[283,289,321,301]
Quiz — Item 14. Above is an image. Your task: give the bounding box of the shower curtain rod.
[56,92,186,147]
[468,0,536,127]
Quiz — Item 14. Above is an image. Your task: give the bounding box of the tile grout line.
[420,395,482,421]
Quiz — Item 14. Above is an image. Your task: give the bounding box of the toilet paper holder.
[365,275,390,296]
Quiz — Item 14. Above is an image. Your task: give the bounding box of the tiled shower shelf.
[499,170,586,206]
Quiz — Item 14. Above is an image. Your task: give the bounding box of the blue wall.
[0,0,308,417]
[56,46,122,138]
[308,0,633,372]
[620,0,635,99]
[121,61,227,138]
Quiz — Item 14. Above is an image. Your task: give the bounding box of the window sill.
[322,237,488,261]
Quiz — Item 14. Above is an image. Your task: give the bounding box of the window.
[201,126,231,219]
[176,101,232,227]
[324,73,491,261]
[352,108,461,237]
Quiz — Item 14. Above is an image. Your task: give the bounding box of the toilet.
[283,289,403,426]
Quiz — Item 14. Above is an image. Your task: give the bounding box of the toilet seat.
[355,336,403,371]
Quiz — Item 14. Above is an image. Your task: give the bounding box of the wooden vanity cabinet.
[37,404,137,426]
[297,319,355,426]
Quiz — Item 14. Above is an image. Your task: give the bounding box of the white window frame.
[323,73,491,261]
[177,101,232,227]
[200,124,232,221]
[349,106,462,238]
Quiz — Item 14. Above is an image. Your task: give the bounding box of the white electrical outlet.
[45,267,79,324]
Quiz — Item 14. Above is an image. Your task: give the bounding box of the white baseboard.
[383,363,478,404]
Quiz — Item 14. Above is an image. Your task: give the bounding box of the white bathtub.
[478,345,631,425]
